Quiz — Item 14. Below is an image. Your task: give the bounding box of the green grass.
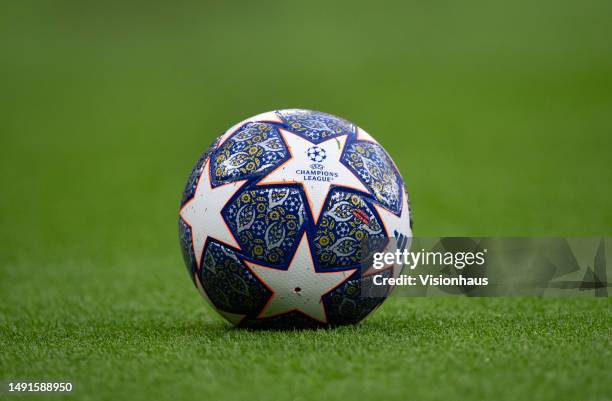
[1,0,612,399]
[0,254,610,401]
[1,284,610,401]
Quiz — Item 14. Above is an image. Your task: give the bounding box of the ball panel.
[210,122,288,186]
[198,241,271,316]
[224,187,307,266]
[277,109,354,143]
[178,218,197,284]
[313,190,386,270]
[323,272,391,326]
[342,141,403,214]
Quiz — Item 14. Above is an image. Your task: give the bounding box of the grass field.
[1,292,610,401]
[1,0,611,400]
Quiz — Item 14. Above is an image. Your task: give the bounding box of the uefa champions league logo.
[306,146,327,163]
[306,146,327,170]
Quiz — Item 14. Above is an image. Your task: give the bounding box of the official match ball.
[179,109,412,329]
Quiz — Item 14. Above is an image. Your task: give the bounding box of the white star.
[217,111,284,148]
[356,127,379,144]
[180,159,246,267]
[258,130,370,223]
[244,234,356,323]
[366,186,413,278]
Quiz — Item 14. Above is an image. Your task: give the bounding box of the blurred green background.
[1,0,611,262]
[0,0,610,400]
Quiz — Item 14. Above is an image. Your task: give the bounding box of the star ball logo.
[299,146,339,182]
[307,146,326,163]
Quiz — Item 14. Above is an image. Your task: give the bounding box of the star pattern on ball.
[180,159,247,267]
[216,111,284,149]
[244,234,356,323]
[364,186,413,278]
[356,127,378,144]
[258,130,370,224]
[194,272,246,325]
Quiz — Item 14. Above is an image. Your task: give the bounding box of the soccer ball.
[179,109,412,329]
